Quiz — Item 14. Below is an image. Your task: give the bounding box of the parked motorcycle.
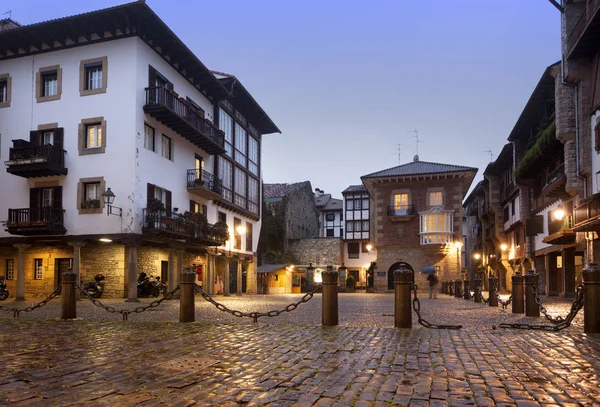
[0,276,9,301]
[83,274,105,298]
[137,272,161,297]
[155,276,168,296]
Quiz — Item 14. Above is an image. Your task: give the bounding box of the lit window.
[429,191,443,206]
[34,259,43,280]
[86,124,102,148]
[419,208,454,244]
[6,259,14,280]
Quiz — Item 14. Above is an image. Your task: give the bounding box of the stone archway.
[387,262,414,290]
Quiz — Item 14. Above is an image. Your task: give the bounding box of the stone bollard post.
[511,274,525,314]
[488,276,498,307]
[454,280,461,298]
[394,268,413,328]
[179,268,196,323]
[463,280,470,300]
[582,262,600,333]
[448,281,454,296]
[322,267,339,326]
[473,278,482,303]
[524,271,540,317]
[61,269,77,319]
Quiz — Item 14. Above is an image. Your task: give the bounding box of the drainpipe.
[560,0,587,198]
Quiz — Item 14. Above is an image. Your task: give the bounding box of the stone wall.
[288,238,342,266]
[81,243,125,298]
[283,184,320,242]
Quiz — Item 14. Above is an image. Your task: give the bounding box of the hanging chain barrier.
[499,285,585,331]
[496,288,513,310]
[0,286,62,318]
[476,286,489,305]
[76,284,180,321]
[195,284,321,323]
[412,284,462,330]
[532,285,568,324]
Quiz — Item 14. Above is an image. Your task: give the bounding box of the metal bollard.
[582,262,600,333]
[179,268,196,323]
[463,280,470,300]
[488,276,498,307]
[511,274,525,314]
[61,269,77,319]
[473,278,482,303]
[322,268,339,326]
[454,280,462,298]
[394,268,413,328]
[524,271,540,317]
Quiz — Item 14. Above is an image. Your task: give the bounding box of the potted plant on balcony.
[183,211,209,239]
[146,198,165,229]
[211,221,230,245]
[81,199,101,209]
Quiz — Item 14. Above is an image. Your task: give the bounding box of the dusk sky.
[7,0,561,199]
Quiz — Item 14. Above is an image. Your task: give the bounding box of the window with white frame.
[235,123,247,166]
[42,188,53,207]
[42,130,54,146]
[419,208,454,244]
[42,71,58,97]
[248,136,258,175]
[234,167,246,207]
[219,158,233,202]
[161,134,172,160]
[248,177,259,214]
[84,182,99,201]
[154,186,167,205]
[85,63,102,90]
[86,124,102,148]
[34,259,43,280]
[6,259,14,280]
[144,124,155,151]
[429,191,443,206]
[219,108,233,157]
[0,78,7,103]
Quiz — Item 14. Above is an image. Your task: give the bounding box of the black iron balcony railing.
[143,209,191,238]
[5,144,67,178]
[6,207,66,235]
[574,194,600,227]
[387,205,414,216]
[186,169,223,195]
[144,87,225,154]
[548,216,574,236]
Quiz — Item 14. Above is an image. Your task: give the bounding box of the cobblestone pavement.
[1,292,599,406]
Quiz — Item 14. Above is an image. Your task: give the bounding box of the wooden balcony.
[573,194,600,232]
[6,207,66,236]
[5,142,67,178]
[567,0,600,59]
[387,205,415,222]
[543,216,576,245]
[143,87,226,155]
[186,169,223,201]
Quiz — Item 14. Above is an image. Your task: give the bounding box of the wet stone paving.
[0,292,599,406]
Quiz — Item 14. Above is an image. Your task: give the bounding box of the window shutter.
[53,186,63,209]
[166,190,172,215]
[595,124,600,152]
[30,130,40,147]
[54,128,64,151]
[147,183,155,205]
[30,188,40,221]
[202,205,207,216]
[148,66,157,88]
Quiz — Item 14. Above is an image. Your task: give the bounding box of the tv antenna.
[2,10,11,19]
[484,149,494,162]
[397,143,403,164]
[407,129,420,156]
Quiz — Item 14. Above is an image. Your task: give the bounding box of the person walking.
[427,272,439,299]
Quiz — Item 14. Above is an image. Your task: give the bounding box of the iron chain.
[412,284,462,330]
[195,284,321,323]
[495,289,513,310]
[475,286,489,305]
[0,286,62,318]
[532,285,565,324]
[499,284,585,331]
[76,284,180,320]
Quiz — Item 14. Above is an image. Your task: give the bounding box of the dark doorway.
[387,262,414,290]
[161,261,168,284]
[241,263,247,293]
[350,270,360,289]
[229,260,238,293]
[55,258,73,289]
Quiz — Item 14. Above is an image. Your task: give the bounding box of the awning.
[257,264,289,274]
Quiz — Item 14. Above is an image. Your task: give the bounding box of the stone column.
[67,242,87,288]
[167,248,175,293]
[177,250,183,288]
[223,258,230,296]
[125,245,139,302]
[13,244,30,301]
[205,255,212,295]
[236,261,243,295]
[246,259,256,295]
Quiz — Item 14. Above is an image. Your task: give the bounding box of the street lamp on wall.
[553,206,565,221]
[101,188,122,217]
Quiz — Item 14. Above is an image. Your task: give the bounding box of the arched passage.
[387,262,414,290]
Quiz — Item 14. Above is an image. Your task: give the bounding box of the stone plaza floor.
[0,292,599,406]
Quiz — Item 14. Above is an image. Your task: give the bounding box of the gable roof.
[362,159,477,179]
[343,185,367,194]
[315,195,343,211]
[264,182,311,199]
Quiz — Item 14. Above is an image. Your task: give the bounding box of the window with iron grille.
[34,259,43,280]
[6,259,14,280]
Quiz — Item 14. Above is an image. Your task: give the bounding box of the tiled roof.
[362,160,477,179]
[343,185,367,193]
[264,182,310,199]
[314,193,332,208]
[322,198,343,211]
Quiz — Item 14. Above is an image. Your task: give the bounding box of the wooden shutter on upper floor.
[147,183,155,205]
[202,205,207,216]
[148,66,157,88]
[54,128,64,151]
[30,131,40,147]
[166,190,172,215]
[29,188,40,221]
[53,186,63,209]
[190,200,195,213]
